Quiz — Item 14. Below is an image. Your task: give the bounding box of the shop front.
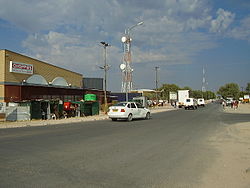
[0,50,107,121]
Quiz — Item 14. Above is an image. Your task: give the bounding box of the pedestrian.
[233,100,239,110]
[236,100,239,109]
[222,100,226,109]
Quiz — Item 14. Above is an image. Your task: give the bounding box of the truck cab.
[197,98,205,107]
[184,98,198,110]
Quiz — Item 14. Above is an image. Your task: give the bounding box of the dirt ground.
[201,103,250,188]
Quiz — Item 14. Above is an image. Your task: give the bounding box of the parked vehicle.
[226,98,233,106]
[108,102,151,121]
[184,98,198,110]
[177,90,189,108]
[197,98,205,107]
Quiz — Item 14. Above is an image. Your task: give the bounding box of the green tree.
[191,90,203,98]
[217,83,240,99]
[246,83,250,94]
[159,83,180,101]
[191,90,216,100]
[143,92,156,100]
[204,91,216,100]
[182,86,192,91]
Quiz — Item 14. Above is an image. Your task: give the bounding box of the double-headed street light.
[121,21,144,102]
[100,41,110,113]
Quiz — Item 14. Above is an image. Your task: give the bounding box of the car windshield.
[113,102,127,107]
[186,99,191,102]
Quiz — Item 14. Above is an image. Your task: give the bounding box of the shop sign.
[169,92,177,100]
[9,61,33,75]
[244,95,249,99]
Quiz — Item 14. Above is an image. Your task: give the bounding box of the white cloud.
[22,31,122,77]
[210,8,235,33]
[228,16,250,41]
[1,0,245,90]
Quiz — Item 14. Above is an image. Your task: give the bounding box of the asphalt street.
[1,103,250,188]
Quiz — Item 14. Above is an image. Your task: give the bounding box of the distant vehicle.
[226,98,233,106]
[177,90,189,108]
[197,98,205,107]
[184,98,198,110]
[108,102,151,121]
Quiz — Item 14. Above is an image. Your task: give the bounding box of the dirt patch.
[224,103,250,114]
[201,104,250,188]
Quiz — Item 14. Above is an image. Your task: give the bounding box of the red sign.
[9,61,33,75]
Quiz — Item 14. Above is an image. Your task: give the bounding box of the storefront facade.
[0,49,84,103]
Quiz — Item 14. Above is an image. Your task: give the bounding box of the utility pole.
[100,42,110,113]
[155,66,159,102]
[202,66,206,98]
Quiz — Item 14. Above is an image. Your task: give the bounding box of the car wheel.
[111,118,117,121]
[127,114,133,122]
[145,112,150,120]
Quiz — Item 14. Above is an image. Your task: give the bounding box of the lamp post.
[100,41,110,113]
[155,66,159,103]
[121,21,143,102]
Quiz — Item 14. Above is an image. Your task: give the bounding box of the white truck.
[197,98,205,107]
[184,98,198,110]
[177,90,189,108]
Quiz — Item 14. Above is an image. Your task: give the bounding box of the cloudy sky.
[0,0,249,92]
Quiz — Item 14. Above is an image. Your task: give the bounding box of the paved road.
[0,103,250,188]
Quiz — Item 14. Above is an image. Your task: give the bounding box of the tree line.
[144,83,216,101]
[217,82,250,99]
[144,82,250,101]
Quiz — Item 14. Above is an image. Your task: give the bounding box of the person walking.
[222,100,226,110]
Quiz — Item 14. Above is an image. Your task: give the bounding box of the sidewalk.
[0,104,176,129]
[223,103,250,114]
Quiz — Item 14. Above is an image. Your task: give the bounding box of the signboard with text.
[244,95,249,99]
[169,92,177,100]
[9,61,33,75]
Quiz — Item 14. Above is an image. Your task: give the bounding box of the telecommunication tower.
[120,22,143,101]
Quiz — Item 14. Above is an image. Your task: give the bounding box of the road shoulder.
[0,104,177,129]
[200,103,250,188]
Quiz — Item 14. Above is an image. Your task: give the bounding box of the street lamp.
[155,66,159,102]
[121,21,144,102]
[99,41,110,113]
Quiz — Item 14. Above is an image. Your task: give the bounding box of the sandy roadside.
[224,103,250,114]
[201,103,250,188]
[0,104,176,129]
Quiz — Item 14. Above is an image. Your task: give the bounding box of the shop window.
[51,77,69,87]
[26,74,48,85]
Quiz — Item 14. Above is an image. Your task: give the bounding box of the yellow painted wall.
[0,50,5,82]
[0,85,4,102]
[3,50,83,87]
[0,50,5,102]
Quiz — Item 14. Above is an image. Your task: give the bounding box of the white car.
[108,102,151,121]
